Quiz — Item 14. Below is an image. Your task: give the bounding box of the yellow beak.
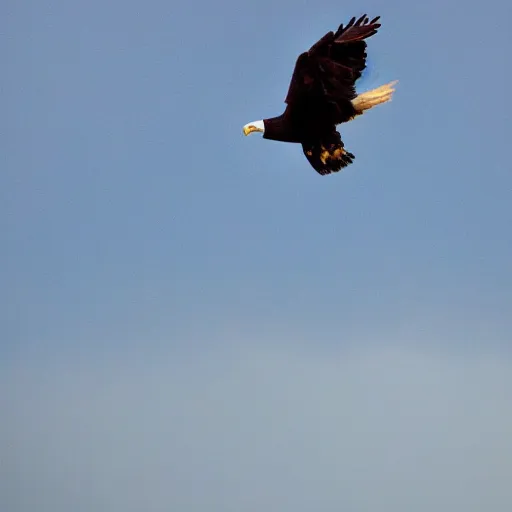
[243,124,264,136]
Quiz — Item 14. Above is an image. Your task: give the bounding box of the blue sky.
[3,0,512,510]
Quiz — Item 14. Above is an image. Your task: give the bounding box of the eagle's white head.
[242,120,265,136]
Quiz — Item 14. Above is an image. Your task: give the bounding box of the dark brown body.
[263,99,357,143]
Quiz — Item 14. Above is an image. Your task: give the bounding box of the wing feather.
[284,14,381,111]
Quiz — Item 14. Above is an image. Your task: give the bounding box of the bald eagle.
[243,15,397,176]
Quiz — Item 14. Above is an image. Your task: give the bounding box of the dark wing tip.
[334,14,382,43]
[355,14,367,25]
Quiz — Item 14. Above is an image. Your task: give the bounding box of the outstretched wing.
[285,15,381,121]
[302,130,355,176]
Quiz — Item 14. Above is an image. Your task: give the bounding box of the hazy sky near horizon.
[3,0,512,511]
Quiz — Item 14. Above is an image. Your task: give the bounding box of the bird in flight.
[243,15,397,176]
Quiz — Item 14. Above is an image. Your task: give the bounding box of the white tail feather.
[352,80,398,115]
